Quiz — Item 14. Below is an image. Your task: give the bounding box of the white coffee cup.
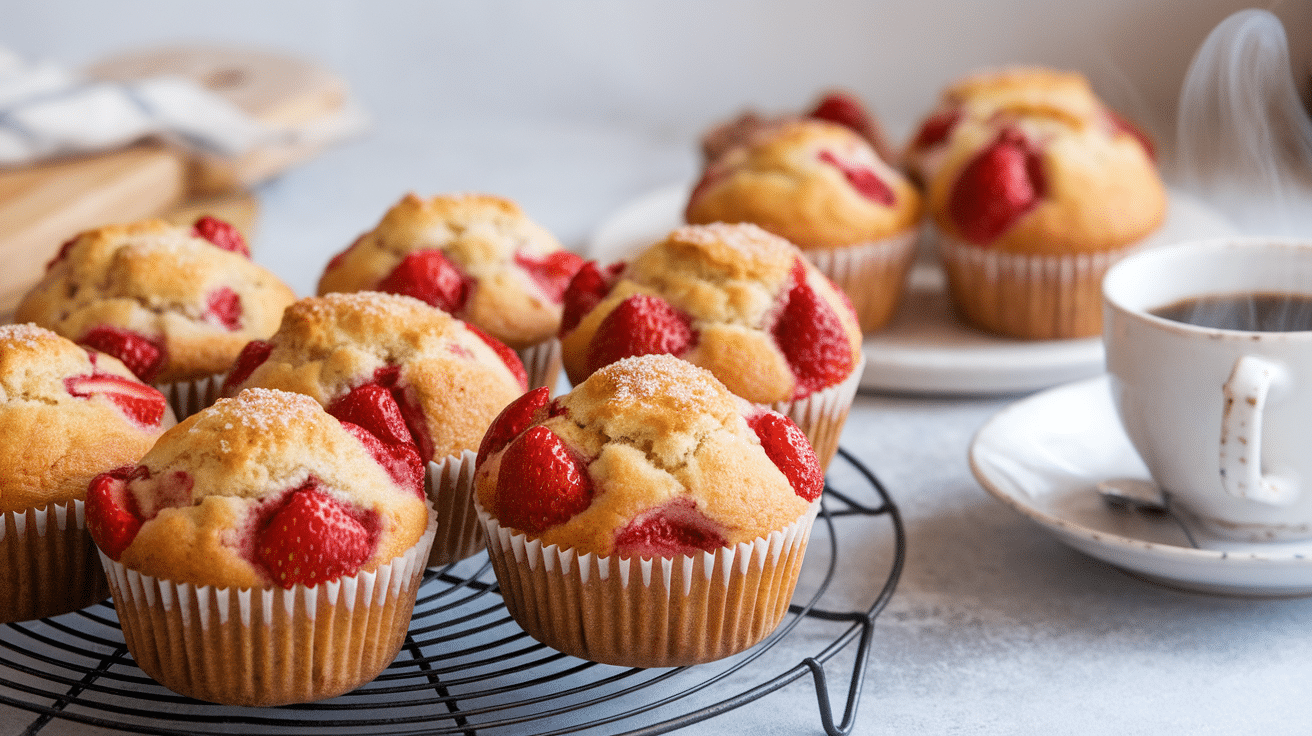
[1103,238,1312,542]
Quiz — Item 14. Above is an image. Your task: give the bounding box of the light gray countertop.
[4,2,1312,733]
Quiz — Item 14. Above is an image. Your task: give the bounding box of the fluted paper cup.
[805,229,919,333]
[768,356,864,472]
[517,338,563,394]
[477,499,818,668]
[156,375,222,421]
[426,449,484,566]
[0,500,108,622]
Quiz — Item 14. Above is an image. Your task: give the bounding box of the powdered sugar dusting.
[601,354,724,409]
[0,323,55,350]
[206,387,320,433]
[667,222,793,263]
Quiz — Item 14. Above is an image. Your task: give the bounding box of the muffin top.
[685,119,921,249]
[924,96,1166,255]
[14,218,297,384]
[559,222,862,404]
[700,90,895,166]
[474,354,821,558]
[222,291,527,464]
[86,387,430,590]
[317,193,584,350]
[0,324,175,513]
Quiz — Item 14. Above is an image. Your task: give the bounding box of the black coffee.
[1151,292,1312,332]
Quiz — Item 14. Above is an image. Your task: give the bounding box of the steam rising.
[1176,9,1312,235]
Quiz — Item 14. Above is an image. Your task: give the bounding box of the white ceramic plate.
[588,183,1238,396]
[969,375,1312,597]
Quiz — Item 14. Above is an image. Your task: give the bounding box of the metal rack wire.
[0,447,903,735]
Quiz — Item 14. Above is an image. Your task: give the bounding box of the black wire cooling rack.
[0,447,904,736]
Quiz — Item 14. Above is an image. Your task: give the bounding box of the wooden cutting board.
[0,45,359,318]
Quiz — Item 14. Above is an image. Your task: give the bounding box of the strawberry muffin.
[921,72,1165,339]
[14,217,297,418]
[700,90,895,166]
[475,354,822,667]
[221,292,526,566]
[685,119,922,332]
[0,324,174,622]
[88,388,435,706]
[559,222,862,470]
[317,193,584,392]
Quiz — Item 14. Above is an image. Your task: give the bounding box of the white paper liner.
[477,498,819,668]
[0,499,108,622]
[938,234,1142,339]
[517,338,564,394]
[768,355,864,472]
[804,229,919,333]
[426,449,484,566]
[99,501,437,706]
[156,374,222,421]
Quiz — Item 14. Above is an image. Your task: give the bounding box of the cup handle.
[1220,355,1297,506]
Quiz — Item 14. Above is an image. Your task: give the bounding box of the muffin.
[317,193,584,392]
[88,388,435,706]
[14,217,297,418]
[921,71,1166,339]
[221,291,526,565]
[474,354,822,667]
[0,324,174,622]
[700,90,896,166]
[559,222,862,470]
[685,119,922,332]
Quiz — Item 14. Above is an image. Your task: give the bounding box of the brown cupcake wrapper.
[477,499,818,668]
[156,375,222,421]
[100,503,437,706]
[517,339,563,393]
[938,234,1142,339]
[426,449,485,567]
[0,500,108,622]
[804,229,919,333]
[769,355,864,472]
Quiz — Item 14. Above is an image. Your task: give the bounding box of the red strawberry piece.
[463,322,528,391]
[79,325,166,384]
[340,421,425,499]
[85,465,148,560]
[328,383,415,446]
[205,286,243,331]
[515,250,585,303]
[1103,109,1155,161]
[367,366,435,460]
[910,107,962,150]
[477,386,550,469]
[376,249,473,314]
[948,127,1046,244]
[771,259,854,400]
[611,498,727,558]
[221,340,273,393]
[817,150,895,206]
[46,236,78,271]
[493,425,593,534]
[192,216,250,257]
[560,261,625,335]
[255,480,377,588]
[748,411,824,501]
[586,294,696,375]
[65,373,168,428]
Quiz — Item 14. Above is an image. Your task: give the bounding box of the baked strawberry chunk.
[771,259,854,399]
[911,107,962,150]
[192,215,250,257]
[463,323,528,391]
[586,294,696,374]
[493,425,594,534]
[65,373,168,429]
[79,325,166,384]
[561,261,625,335]
[221,340,272,394]
[515,250,585,303]
[206,286,243,331]
[612,498,728,558]
[86,465,150,560]
[949,127,1046,244]
[255,479,379,588]
[376,249,472,315]
[477,386,550,469]
[329,383,415,447]
[748,412,824,502]
[817,150,895,206]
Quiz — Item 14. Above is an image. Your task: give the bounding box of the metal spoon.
[1097,478,1201,549]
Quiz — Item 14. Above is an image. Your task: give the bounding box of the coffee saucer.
[969,375,1312,597]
